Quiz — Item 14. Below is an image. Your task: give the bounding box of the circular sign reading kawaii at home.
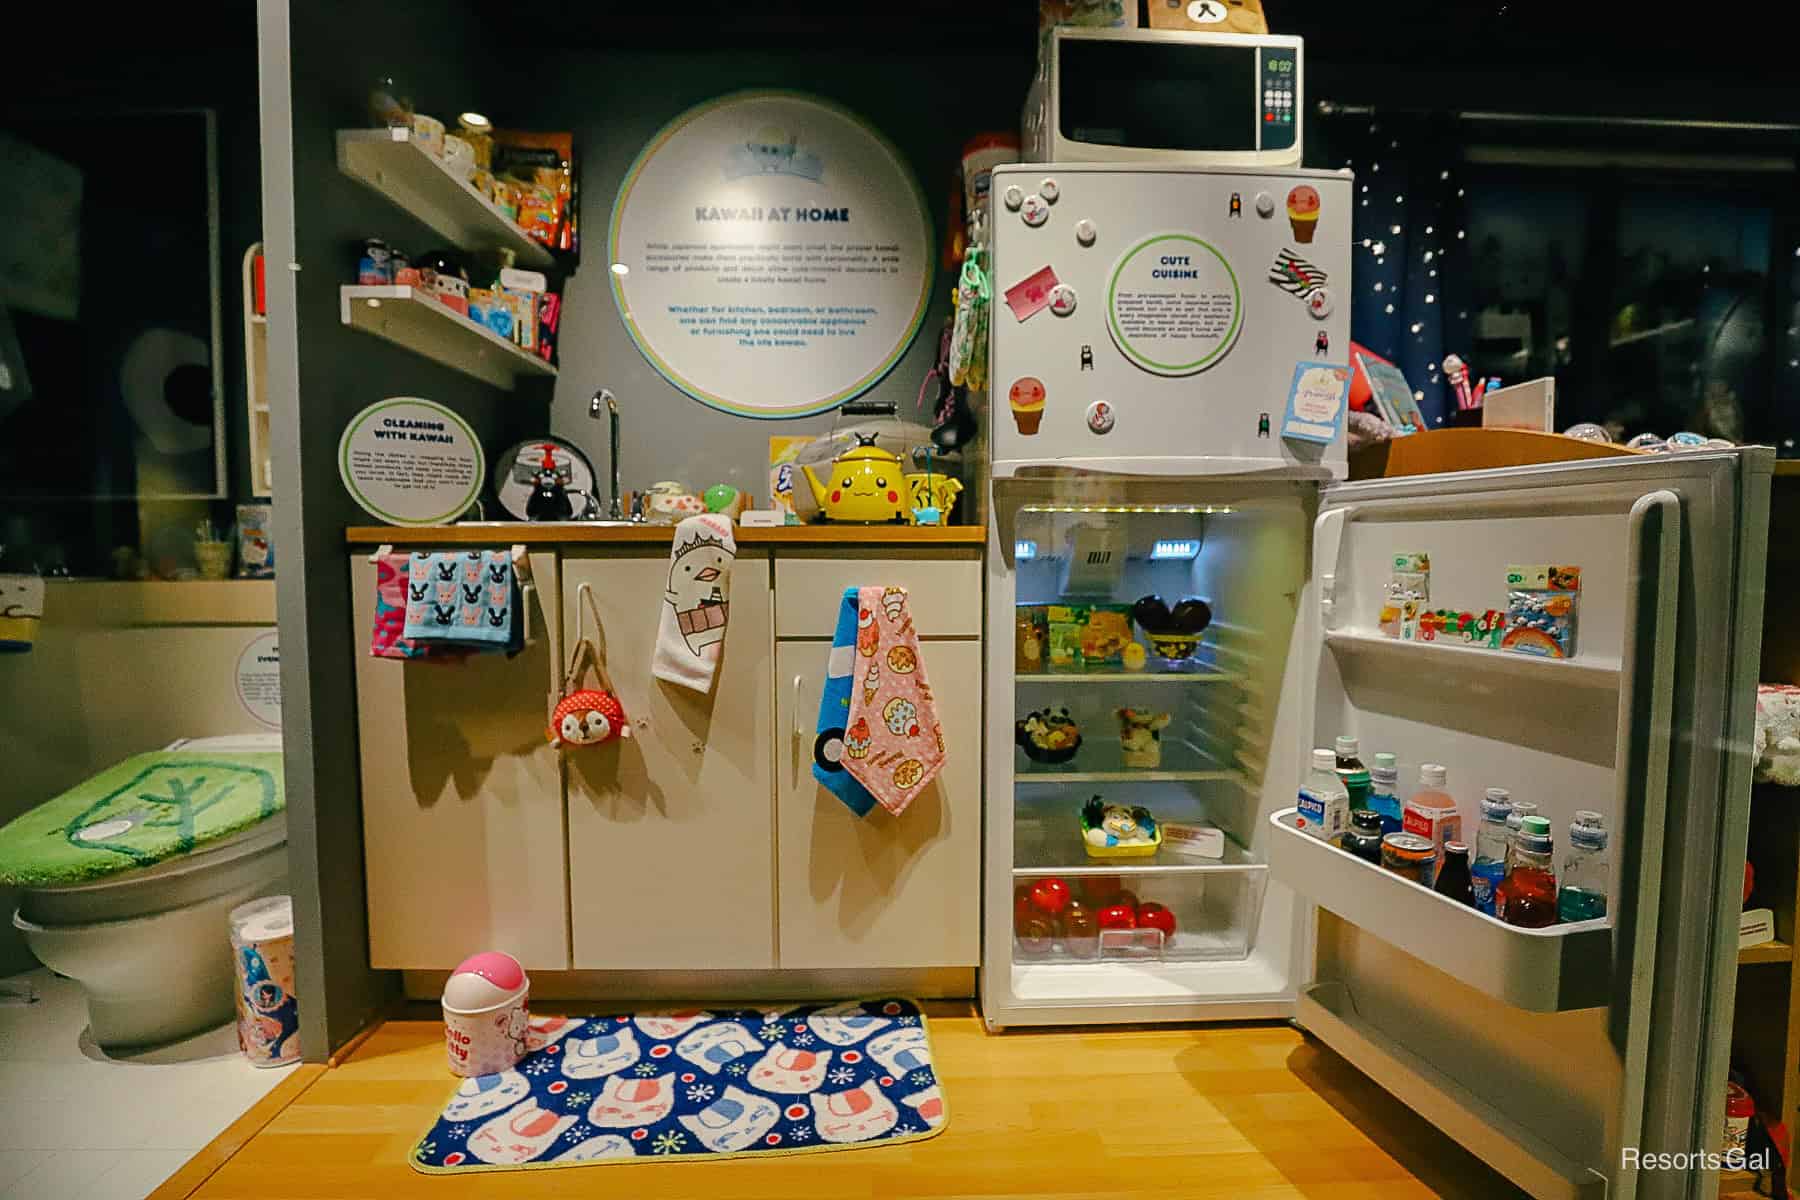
[337,397,485,526]
[1106,233,1242,377]
[609,91,934,419]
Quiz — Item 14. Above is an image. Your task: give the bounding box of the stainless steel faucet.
[589,387,624,520]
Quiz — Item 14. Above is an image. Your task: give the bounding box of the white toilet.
[6,734,289,1048]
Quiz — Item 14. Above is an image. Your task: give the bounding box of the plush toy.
[548,688,630,749]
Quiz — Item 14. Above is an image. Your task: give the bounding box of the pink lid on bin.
[443,951,528,1012]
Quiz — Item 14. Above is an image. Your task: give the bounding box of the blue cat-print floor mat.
[411,998,946,1173]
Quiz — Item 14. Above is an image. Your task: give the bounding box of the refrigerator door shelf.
[1269,810,1611,1012]
[1321,630,1623,694]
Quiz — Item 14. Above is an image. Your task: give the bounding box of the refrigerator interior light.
[1014,538,1038,560]
[1151,538,1202,560]
[1020,504,1235,515]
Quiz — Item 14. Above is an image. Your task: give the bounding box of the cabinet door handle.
[792,674,806,743]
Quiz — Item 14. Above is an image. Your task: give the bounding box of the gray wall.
[537,50,1029,500]
[260,0,544,1058]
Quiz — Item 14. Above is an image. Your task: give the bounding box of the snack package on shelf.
[1046,603,1088,672]
[1502,565,1580,659]
[493,130,576,253]
[1015,605,1048,673]
[1417,608,1504,648]
[1079,604,1134,669]
[1377,552,1430,640]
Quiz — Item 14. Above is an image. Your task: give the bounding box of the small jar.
[1381,832,1436,885]
[1342,809,1385,866]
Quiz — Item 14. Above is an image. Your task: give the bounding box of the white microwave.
[1024,27,1303,167]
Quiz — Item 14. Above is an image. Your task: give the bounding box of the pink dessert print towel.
[842,586,945,816]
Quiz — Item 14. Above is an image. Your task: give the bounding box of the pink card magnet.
[1004,266,1061,321]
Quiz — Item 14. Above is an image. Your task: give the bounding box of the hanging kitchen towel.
[653,514,735,693]
[403,551,515,648]
[842,586,945,816]
[813,588,879,818]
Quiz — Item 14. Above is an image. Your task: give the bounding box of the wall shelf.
[1739,938,1792,966]
[335,129,553,267]
[1323,628,1622,692]
[339,286,556,390]
[1269,810,1612,1013]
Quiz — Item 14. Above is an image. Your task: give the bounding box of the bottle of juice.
[1471,788,1513,916]
[1296,748,1348,843]
[1335,736,1372,812]
[1402,764,1460,886]
[1497,815,1559,928]
[1368,752,1404,835]
[1434,841,1475,906]
[1558,811,1609,921]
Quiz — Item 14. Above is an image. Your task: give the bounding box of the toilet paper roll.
[230,895,300,1068]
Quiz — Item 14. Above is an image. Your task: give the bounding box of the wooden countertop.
[345,523,987,547]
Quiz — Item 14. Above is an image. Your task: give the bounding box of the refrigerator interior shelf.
[1016,738,1240,784]
[1015,667,1242,684]
[1323,629,1622,691]
[1298,982,1604,1200]
[1013,836,1263,877]
[1269,810,1612,1013]
[335,129,555,267]
[339,286,557,390]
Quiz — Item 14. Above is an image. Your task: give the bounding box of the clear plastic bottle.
[1498,815,1558,928]
[1471,787,1513,917]
[1297,747,1349,843]
[1558,811,1609,921]
[1504,799,1540,869]
[1367,752,1404,835]
[1335,735,1372,812]
[1402,763,1461,886]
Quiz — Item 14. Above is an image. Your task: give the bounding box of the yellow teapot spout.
[801,463,830,511]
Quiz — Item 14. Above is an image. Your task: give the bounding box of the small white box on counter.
[1741,907,1775,949]
[1162,821,1224,859]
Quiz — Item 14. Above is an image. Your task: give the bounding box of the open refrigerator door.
[1272,451,1769,1200]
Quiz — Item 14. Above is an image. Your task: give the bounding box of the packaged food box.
[1417,608,1504,648]
[1079,604,1134,668]
[1046,603,1088,672]
[1502,564,1580,659]
[1015,605,1048,673]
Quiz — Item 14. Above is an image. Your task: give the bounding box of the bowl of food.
[1016,706,1082,764]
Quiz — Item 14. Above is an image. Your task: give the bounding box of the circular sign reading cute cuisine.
[1106,233,1242,377]
[609,91,934,419]
[337,397,485,526]
[234,629,281,729]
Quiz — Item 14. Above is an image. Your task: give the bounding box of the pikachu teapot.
[801,434,909,524]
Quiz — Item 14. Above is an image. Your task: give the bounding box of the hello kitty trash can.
[442,951,529,1078]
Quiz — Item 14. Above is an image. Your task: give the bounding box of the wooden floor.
[165,1004,1532,1199]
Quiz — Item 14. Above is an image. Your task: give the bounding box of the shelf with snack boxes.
[340,285,557,390]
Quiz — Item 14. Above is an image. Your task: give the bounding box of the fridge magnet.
[1080,796,1161,858]
[1281,363,1350,444]
[1008,376,1047,435]
[1286,185,1321,243]
[1268,247,1328,301]
[1115,708,1172,769]
[1258,411,1271,438]
[1228,191,1242,218]
[1315,330,1330,355]
[1003,266,1061,321]
[1080,344,1093,371]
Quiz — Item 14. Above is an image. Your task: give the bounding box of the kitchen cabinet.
[353,551,570,970]
[775,638,982,968]
[561,550,777,970]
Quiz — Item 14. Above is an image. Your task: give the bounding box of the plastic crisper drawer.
[1269,810,1611,1012]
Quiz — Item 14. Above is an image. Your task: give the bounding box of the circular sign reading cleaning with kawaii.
[1106,233,1242,376]
[337,397,484,526]
[609,91,934,418]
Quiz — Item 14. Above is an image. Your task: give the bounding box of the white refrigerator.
[982,163,1772,1198]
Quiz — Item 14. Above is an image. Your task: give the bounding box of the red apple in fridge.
[1097,903,1137,930]
[1061,899,1097,939]
[1136,902,1177,938]
[1029,877,1071,916]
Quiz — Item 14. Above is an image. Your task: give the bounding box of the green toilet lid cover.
[0,751,285,888]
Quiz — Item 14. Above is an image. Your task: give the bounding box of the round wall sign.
[337,397,485,526]
[235,629,281,729]
[609,91,934,419]
[1106,233,1242,377]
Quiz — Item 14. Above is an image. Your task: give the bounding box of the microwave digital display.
[1057,38,1295,155]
